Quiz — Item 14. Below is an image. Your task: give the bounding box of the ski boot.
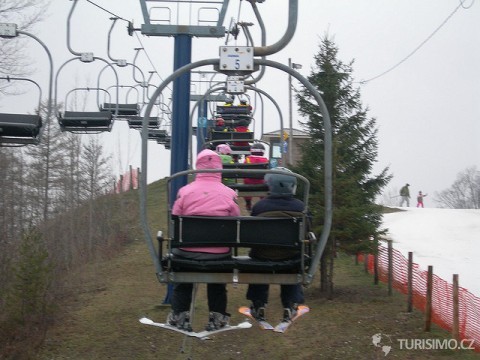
[166,311,193,332]
[205,311,230,331]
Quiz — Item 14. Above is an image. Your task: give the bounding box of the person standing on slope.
[399,183,410,207]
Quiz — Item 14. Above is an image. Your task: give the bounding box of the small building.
[261,128,310,167]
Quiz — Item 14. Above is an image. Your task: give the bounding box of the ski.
[139,317,197,337]
[195,321,252,339]
[238,306,274,330]
[273,305,310,333]
[139,317,252,339]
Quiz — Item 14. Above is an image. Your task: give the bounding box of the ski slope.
[382,208,480,297]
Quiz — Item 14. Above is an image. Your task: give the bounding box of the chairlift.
[99,85,140,118]
[206,103,255,156]
[136,2,334,342]
[0,23,53,147]
[128,104,161,129]
[55,0,121,134]
[0,77,43,146]
[57,87,113,133]
[128,115,159,129]
[148,128,171,149]
[156,168,320,285]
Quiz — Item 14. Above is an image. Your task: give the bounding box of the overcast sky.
[2,0,479,206]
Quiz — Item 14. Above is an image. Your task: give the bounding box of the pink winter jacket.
[172,149,240,254]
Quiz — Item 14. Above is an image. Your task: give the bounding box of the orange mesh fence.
[114,168,139,194]
[358,245,480,351]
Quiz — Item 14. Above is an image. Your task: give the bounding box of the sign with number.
[219,46,254,72]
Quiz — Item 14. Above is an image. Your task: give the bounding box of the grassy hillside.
[35,181,478,360]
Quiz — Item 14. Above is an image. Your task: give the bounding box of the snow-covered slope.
[382,208,480,296]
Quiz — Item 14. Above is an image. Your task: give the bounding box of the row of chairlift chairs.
[0,14,172,147]
[0,77,172,148]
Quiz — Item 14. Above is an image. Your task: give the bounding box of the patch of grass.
[35,181,479,359]
[37,243,479,359]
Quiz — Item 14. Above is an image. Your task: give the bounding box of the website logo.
[372,333,392,357]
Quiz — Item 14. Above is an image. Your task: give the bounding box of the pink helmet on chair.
[216,144,232,155]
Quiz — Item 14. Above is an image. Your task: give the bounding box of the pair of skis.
[139,304,309,337]
[238,305,310,333]
[139,317,252,340]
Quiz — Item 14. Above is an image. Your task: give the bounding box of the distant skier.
[399,183,410,207]
[416,191,428,208]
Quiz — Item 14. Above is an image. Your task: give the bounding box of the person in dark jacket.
[399,183,410,207]
[246,168,306,323]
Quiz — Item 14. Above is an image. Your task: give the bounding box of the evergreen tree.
[294,36,391,292]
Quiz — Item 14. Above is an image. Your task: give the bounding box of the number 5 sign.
[219,46,254,73]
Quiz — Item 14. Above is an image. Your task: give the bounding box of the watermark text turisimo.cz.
[397,338,475,350]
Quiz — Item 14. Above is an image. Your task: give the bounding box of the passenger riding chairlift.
[55,0,120,133]
[157,167,319,286]
[140,74,330,288]
[137,0,332,343]
[0,77,43,146]
[0,22,54,147]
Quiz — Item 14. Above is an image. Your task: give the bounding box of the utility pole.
[288,58,302,165]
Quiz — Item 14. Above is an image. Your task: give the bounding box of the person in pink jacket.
[167,149,240,332]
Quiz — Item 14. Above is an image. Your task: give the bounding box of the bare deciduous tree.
[435,166,480,209]
[0,0,49,91]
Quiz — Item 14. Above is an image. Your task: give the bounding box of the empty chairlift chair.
[0,77,43,146]
[57,88,113,133]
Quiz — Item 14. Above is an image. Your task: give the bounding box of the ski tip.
[237,321,253,329]
[297,305,310,314]
[139,317,153,325]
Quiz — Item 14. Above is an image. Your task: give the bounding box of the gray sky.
[2,0,479,205]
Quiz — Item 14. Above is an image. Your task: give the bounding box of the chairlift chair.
[0,77,43,146]
[156,168,319,285]
[57,87,113,133]
[100,85,141,118]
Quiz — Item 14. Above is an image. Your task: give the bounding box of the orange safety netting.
[114,168,139,194]
[358,245,480,352]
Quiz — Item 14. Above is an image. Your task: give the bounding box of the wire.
[133,32,172,92]
[359,0,473,85]
[85,0,129,22]
[84,0,172,92]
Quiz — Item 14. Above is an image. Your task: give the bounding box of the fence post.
[387,239,393,296]
[407,252,413,312]
[364,252,369,274]
[373,236,379,285]
[452,274,459,340]
[129,165,134,190]
[424,265,433,332]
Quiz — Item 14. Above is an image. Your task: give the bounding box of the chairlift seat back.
[0,113,42,137]
[59,111,112,132]
[162,215,307,275]
[148,129,168,140]
[210,130,254,141]
[101,103,139,116]
[128,116,159,129]
[217,105,251,115]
